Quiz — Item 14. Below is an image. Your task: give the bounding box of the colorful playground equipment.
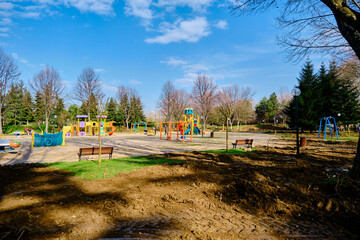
[181,108,204,135]
[159,108,204,143]
[62,115,116,137]
[318,116,339,140]
[0,139,21,152]
[132,122,147,133]
[32,131,65,147]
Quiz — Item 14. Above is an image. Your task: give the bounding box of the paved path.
[0,132,282,165]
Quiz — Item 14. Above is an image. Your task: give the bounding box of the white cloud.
[129,79,143,85]
[94,68,105,72]
[12,53,35,67]
[173,72,197,87]
[124,0,153,21]
[0,27,9,32]
[0,2,14,10]
[0,18,11,25]
[161,57,187,66]
[145,17,210,44]
[0,33,8,37]
[214,20,228,29]
[156,0,214,12]
[64,0,115,16]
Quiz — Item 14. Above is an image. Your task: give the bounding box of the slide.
[108,121,116,136]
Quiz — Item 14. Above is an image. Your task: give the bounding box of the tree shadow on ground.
[148,148,360,239]
[0,164,178,239]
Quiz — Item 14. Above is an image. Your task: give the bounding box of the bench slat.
[78,147,114,160]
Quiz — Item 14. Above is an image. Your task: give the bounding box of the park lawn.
[43,156,182,180]
[201,148,251,155]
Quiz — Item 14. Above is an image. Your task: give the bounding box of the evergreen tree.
[286,61,319,131]
[68,104,79,122]
[266,92,280,121]
[33,92,45,127]
[106,98,117,121]
[22,89,34,125]
[5,83,23,125]
[255,97,268,123]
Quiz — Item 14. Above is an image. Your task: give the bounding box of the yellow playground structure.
[62,115,116,137]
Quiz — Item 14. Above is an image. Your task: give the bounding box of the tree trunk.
[98,118,102,164]
[226,118,229,152]
[203,119,207,130]
[349,133,360,180]
[45,116,49,133]
[126,118,129,130]
[0,108,2,134]
[88,110,91,121]
[237,121,240,130]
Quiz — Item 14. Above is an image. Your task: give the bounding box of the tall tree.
[5,81,24,125]
[173,89,190,121]
[255,97,268,123]
[230,1,360,61]
[157,81,176,122]
[234,99,255,129]
[29,66,64,133]
[74,67,102,121]
[217,85,240,151]
[106,98,117,121]
[0,48,20,133]
[230,0,360,178]
[192,74,217,129]
[117,86,140,130]
[68,104,80,122]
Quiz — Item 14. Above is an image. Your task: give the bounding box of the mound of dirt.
[0,143,359,239]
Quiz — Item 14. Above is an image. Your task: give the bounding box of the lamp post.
[53,115,57,133]
[292,88,301,156]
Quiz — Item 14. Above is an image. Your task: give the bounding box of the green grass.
[201,148,251,155]
[43,156,182,180]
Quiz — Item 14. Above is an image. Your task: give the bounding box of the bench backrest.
[236,139,253,144]
[79,147,113,155]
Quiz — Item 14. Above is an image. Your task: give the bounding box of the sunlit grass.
[43,156,182,180]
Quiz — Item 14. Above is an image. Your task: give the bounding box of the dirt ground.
[0,137,359,239]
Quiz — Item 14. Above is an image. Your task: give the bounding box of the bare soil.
[0,139,359,239]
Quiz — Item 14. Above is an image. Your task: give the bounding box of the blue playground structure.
[318,116,339,140]
[133,122,147,133]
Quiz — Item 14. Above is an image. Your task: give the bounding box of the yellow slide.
[62,126,72,146]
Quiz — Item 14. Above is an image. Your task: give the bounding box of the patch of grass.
[201,148,252,155]
[43,156,182,180]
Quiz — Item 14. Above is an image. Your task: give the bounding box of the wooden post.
[169,122,172,141]
[191,120,193,143]
[183,122,185,143]
[177,123,179,141]
[160,122,162,140]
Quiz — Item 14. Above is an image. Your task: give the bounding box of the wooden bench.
[232,139,253,149]
[78,147,114,161]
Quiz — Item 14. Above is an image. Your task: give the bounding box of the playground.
[0,133,359,239]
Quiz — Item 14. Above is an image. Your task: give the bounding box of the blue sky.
[0,0,325,112]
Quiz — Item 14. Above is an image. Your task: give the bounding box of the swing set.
[318,116,339,140]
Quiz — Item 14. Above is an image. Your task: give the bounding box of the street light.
[292,88,301,156]
[53,115,57,133]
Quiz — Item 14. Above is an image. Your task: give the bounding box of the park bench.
[78,147,114,161]
[232,139,253,149]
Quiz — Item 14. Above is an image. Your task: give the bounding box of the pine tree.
[286,61,318,131]
[22,89,34,125]
[106,98,117,121]
[68,104,80,122]
[33,92,45,129]
[255,97,268,123]
[266,92,280,121]
[5,81,25,125]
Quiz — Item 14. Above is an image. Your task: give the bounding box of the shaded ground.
[0,139,359,239]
